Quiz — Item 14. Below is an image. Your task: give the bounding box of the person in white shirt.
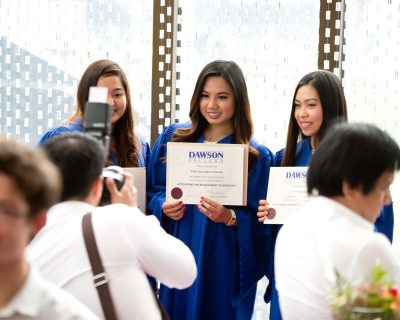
[275,123,400,320]
[28,132,197,320]
[0,138,98,320]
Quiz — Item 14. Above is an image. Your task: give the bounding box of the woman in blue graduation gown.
[37,59,149,167]
[147,60,276,320]
[258,70,394,320]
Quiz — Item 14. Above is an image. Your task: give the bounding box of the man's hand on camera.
[105,172,137,207]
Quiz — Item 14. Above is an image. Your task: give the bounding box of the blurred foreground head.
[308,122,400,221]
[41,132,105,202]
[0,137,61,219]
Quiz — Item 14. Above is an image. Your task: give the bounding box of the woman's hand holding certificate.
[257,199,276,222]
[163,195,237,226]
[197,196,233,224]
[162,200,186,220]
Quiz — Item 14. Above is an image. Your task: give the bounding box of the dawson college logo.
[188,151,224,163]
[284,170,308,183]
[285,171,307,179]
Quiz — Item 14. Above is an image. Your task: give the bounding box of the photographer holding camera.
[28,133,197,320]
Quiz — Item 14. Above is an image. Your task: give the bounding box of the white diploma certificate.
[166,142,248,205]
[123,167,146,214]
[264,167,309,224]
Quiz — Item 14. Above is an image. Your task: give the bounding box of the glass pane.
[344,1,400,251]
[0,0,152,144]
[178,0,320,152]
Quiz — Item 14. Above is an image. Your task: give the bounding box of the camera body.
[83,87,121,206]
[83,101,112,155]
[99,166,125,206]
[83,87,112,156]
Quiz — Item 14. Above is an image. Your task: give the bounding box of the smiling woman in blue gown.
[147,60,276,320]
[37,59,149,167]
[257,70,395,320]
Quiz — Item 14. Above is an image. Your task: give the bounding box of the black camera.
[83,88,124,206]
[99,166,125,206]
[83,87,112,157]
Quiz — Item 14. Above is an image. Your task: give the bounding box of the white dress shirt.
[27,201,197,320]
[0,266,98,320]
[275,196,400,320]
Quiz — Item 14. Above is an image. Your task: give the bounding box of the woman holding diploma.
[257,70,395,319]
[147,60,275,319]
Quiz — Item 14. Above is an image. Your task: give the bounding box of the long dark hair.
[281,70,348,166]
[68,59,140,167]
[172,60,259,166]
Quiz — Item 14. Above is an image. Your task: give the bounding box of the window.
[0,0,152,144]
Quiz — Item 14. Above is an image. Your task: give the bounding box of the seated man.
[0,138,98,319]
[28,132,197,319]
[275,123,400,319]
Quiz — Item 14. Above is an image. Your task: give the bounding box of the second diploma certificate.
[166,142,248,205]
[264,167,309,224]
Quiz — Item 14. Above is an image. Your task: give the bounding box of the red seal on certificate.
[171,187,183,200]
[267,208,276,220]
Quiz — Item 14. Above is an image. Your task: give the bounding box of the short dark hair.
[41,132,105,201]
[0,138,61,218]
[307,123,400,196]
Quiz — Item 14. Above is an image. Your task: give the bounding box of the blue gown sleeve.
[233,143,277,302]
[274,148,285,167]
[37,126,73,146]
[146,125,177,221]
[37,121,84,146]
[374,203,394,243]
[137,135,151,168]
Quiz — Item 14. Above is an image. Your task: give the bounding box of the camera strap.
[82,212,170,320]
[82,212,118,320]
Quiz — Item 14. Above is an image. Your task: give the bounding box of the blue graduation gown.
[268,137,395,320]
[147,123,276,320]
[37,119,150,167]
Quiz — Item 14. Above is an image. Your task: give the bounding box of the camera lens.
[99,166,125,206]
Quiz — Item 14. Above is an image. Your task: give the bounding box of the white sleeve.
[121,211,197,289]
[354,234,400,285]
